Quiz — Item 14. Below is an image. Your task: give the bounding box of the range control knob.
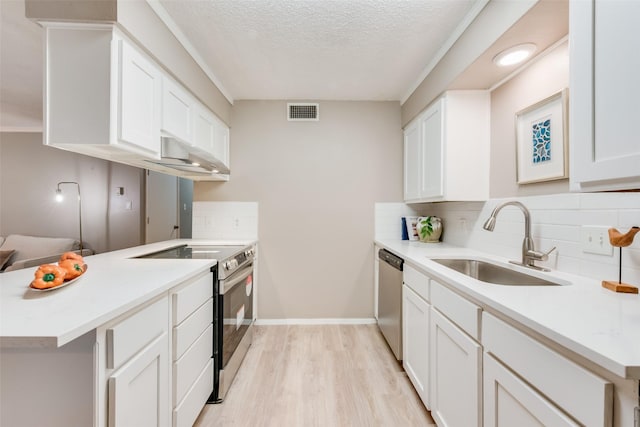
[223,261,231,270]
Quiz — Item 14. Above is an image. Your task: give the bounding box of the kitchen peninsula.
[0,239,253,427]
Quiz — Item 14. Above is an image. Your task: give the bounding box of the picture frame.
[403,216,419,241]
[515,89,568,184]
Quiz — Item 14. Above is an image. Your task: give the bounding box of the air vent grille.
[287,103,319,121]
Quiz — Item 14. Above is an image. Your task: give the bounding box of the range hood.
[145,137,230,175]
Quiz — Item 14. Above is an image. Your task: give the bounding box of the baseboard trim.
[254,318,377,326]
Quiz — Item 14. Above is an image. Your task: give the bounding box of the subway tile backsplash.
[192,201,258,240]
[375,193,640,285]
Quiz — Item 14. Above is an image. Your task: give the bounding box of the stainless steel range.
[137,243,255,403]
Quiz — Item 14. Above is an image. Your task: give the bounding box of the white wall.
[194,100,402,320]
[490,41,570,197]
[0,132,144,253]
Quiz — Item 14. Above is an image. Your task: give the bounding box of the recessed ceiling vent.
[287,103,319,121]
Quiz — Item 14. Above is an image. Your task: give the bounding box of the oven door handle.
[220,263,253,295]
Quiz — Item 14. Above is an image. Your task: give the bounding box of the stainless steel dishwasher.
[377,248,404,360]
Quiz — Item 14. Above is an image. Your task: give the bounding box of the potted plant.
[417,216,442,243]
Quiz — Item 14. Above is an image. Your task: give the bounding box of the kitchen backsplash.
[192,201,258,240]
[376,193,640,285]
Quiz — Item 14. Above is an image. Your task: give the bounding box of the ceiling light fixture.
[493,43,537,67]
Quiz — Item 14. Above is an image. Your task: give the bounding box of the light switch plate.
[581,226,613,256]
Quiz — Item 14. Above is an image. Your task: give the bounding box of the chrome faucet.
[482,201,555,271]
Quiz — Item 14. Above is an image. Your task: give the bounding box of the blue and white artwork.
[532,118,551,163]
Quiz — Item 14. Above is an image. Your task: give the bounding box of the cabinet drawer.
[482,313,612,426]
[173,324,213,406]
[173,298,213,361]
[484,353,578,426]
[173,359,214,427]
[430,280,481,340]
[173,272,213,325]
[403,264,430,302]
[107,296,168,370]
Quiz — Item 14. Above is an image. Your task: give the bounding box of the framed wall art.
[515,89,568,184]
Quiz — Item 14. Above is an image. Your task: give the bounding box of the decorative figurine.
[602,226,639,294]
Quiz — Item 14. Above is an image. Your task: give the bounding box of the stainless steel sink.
[431,258,565,286]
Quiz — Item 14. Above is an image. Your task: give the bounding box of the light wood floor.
[194,324,436,427]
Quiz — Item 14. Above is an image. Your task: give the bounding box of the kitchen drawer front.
[173,298,213,361]
[403,264,430,302]
[173,271,213,325]
[483,313,613,426]
[173,359,214,427]
[430,280,481,340]
[107,296,168,370]
[173,324,213,406]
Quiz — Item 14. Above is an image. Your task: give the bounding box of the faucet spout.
[482,201,550,271]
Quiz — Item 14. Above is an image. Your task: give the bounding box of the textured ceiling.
[158,0,477,101]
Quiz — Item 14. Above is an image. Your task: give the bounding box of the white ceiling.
[157,0,478,101]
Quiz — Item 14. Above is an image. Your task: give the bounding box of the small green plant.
[419,216,435,240]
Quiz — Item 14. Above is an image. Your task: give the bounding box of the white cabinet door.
[403,120,421,201]
[403,91,488,202]
[419,99,444,200]
[193,103,215,153]
[108,333,169,427]
[430,308,481,427]
[570,0,640,191]
[118,40,162,157]
[484,354,578,427]
[402,284,430,409]
[213,120,230,167]
[162,77,193,144]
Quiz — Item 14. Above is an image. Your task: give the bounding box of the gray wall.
[0,132,144,253]
[489,41,569,197]
[195,101,402,319]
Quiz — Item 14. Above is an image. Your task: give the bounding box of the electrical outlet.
[581,226,613,256]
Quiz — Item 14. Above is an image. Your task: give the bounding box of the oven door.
[219,262,254,369]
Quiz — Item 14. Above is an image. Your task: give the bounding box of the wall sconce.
[493,43,537,67]
[55,181,83,251]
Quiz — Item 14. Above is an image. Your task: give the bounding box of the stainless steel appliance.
[377,248,403,360]
[136,243,255,403]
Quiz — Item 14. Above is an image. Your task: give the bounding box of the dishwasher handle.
[378,249,404,271]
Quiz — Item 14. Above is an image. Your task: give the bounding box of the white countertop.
[376,239,640,380]
[0,239,254,348]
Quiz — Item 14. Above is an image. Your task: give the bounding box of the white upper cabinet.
[119,40,162,156]
[403,119,421,201]
[45,25,161,158]
[43,23,230,181]
[161,77,193,144]
[570,0,640,191]
[192,103,230,172]
[403,91,490,202]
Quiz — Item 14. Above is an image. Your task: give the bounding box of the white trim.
[488,35,569,92]
[400,0,490,105]
[254,318,377,326]
[145,0,234,105]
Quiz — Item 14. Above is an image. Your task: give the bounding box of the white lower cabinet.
[101,296,170,427]
[402,284,430,408]
[483,313,613,427]
[171,271,214,427]
[483,353,578,427]
[108,333,169,427]
[430,307,482,427]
